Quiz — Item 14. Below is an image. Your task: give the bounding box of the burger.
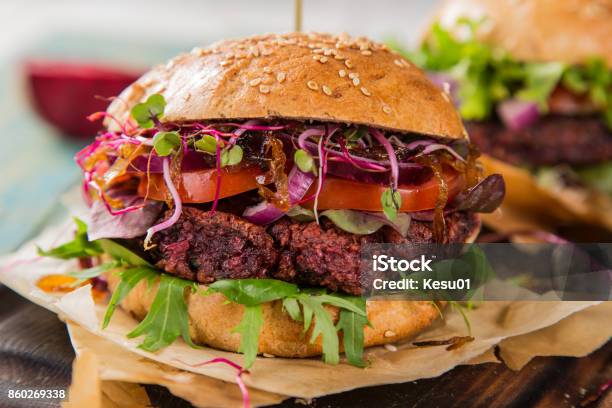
[39,33,503,368]
[411,0,612,232]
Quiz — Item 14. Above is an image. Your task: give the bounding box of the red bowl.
[25,60,142,139]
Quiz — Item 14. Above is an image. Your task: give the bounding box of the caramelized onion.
[417,156,448,243]
[257,136,290,210]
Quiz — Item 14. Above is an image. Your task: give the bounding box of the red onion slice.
[369,127,399,189]
[497,99,540,131]
[243,166,315,224]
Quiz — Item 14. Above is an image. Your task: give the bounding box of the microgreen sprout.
[195,135,224,153]
[152,131,181,156]
[294,149,315,173]
[221,145,244,167]
[131,94,166,129]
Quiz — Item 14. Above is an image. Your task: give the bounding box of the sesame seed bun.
[432,0,612,68]
[106,32,466,140]
[103,223,479,360]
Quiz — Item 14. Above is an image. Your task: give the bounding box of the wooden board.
[0,285,610,408]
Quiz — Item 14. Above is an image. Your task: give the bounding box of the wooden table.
[1,284,610,408]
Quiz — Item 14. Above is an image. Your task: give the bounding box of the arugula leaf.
[152,131,181,156]
[97,239,153,267]
[296,295,340,364]
[232,304,264,368]
[131,94,166,128]
[311,294,366,316]
[37,217,103,259]
[68,261,120,287]
[207,279,298,306]
[336,297,368,367]
[127,274,198,352]
[282,297,302,321]
[102,266,159,328]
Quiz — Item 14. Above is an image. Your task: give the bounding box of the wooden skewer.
[295,0,303,32]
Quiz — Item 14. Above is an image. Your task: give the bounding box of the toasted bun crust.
[432,0,612,68]
[107,32,466,139]
[480,154,612,231]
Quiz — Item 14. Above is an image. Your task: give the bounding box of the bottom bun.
[107,272,442,358]
[480,154,612,231]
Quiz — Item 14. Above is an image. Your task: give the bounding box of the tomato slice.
[303,168,464,212]
[139,166,464,212]
[138,167,263,203]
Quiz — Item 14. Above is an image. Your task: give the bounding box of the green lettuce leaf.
[394,19,612,125]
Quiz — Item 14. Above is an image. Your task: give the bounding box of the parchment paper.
[1,213,610,404]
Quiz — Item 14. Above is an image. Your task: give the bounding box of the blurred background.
[0,0,440,253]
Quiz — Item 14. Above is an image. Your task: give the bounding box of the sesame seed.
[384,330,396,338]
[262,353,276,358]
[313,54,321,61]
[220,60,231,67]
[361,50,372,56]
[348,72,358,79]
[319,56,329,63]
[308,44,315,49]
[334,54,345,60]
[394,59,404,67]
[345,59,354,69]
[263,66,272,73]
[384,344,398,352]
[307,80,319,91]
[324,48,333,56]
[226,52,234,59]
[338,69,347,78]
[259,84,271,94]
[262,76,274,85]
[313,48,324,54]
[352,77,360,86]
[276,72,286,83]
[249,78,262,86]
[322,85,332,96]
[383,105,392,114]
[261,49,273,56]
[360,87,371,96]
